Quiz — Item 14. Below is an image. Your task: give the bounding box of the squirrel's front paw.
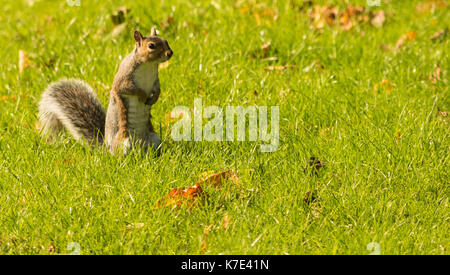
[121,137,132,156]
[112,136,132,156]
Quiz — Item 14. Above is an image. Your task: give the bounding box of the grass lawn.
[0,0,448,254]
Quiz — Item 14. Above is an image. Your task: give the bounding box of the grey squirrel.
[38,27,173,155]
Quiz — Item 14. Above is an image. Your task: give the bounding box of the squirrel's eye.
[148,43,155,49]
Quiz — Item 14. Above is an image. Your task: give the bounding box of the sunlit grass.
[0,0,448,254]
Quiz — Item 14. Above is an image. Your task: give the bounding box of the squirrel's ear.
[150,27,157,36]
[134,30,143,45]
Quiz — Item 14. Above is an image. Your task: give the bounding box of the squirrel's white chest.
[126,62,158,138]
[133,62,158,94]
[127,98,149,137]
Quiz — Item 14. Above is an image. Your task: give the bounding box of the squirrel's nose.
[166,50,173,58]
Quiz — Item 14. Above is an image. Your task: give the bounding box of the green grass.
[0,0,448,254]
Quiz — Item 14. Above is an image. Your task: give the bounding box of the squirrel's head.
[133,28,173,63]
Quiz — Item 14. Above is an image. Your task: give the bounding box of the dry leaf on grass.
[156,170,240,208]
[415,1,448,15]
[156,183,204,208]
[430,29,448,41]
[309,4,383,31]
[431,66,441,84]
[395,32,417,49]
[238,4,278,26]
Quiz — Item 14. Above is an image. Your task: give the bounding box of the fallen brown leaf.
[430,29,448,41]
[156,171,240,208]
[309,4,377,31]
[437,108,448,117]
[431,66,441,84]
[415,1,447,15]
[310,4,331,29]
[395,32,417,49]
[157,183,204,208]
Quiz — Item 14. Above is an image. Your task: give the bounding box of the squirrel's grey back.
[38,78,106,144]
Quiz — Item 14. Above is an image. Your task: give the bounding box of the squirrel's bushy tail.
[38,78,106,144]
